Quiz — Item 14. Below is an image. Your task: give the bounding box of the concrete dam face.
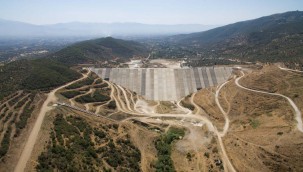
[91,67,233,101]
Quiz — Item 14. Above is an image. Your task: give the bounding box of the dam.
[90,67,233,101]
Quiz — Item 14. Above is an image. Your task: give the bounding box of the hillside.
[51,37,148,65]
[171,11,303,44]
[0,37,147,99]
[168,11,303,69]
[0,59,81,100]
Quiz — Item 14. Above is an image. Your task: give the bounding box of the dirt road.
[215,81,230,137]
[235,71,303,133]
[279,66,303,73]
[14,74,88,172]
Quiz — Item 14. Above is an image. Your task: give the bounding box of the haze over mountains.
[0,19,217,38]
[1,11,302,69]
[169,11,303,45]
[165,11,303,68]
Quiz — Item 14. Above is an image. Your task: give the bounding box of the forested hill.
[0,59,81,100]
[51,37,148,65]
[0,37,149,100]
[170,11,303,45]
[168,11,303,69]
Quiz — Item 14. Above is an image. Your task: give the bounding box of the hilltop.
[51,37,148,65]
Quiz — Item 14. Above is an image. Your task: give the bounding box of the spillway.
[90,67,233,101]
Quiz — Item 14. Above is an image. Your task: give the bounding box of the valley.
[0,9,302,172]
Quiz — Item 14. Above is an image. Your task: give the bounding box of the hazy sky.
[0,0,302,25]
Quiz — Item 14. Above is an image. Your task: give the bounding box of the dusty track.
[14,73,88,172]
[93,69,237,172]
[215,81,230,136]
[279,66,303,73]
[14,68,238,172]
[235,71,303,133]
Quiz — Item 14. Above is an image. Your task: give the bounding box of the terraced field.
[0,90,45,172]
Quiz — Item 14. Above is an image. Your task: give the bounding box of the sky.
[0,0,302,25]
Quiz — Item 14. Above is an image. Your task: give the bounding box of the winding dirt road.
[95,70,237,172]
[14,74,88,172]
[279,66,303,73]
[215,81,230,137]
[235,71,303,133]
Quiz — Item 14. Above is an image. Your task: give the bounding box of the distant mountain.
[168,11,303,68]
[0,19,46,38]
[0,19,217,38]
[51,37,148,65]
[170,11,303,44]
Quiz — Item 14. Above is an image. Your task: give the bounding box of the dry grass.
[219,65,303,171]
[156,101,177,114]
[194,88,225,130]
[241,65,303,119]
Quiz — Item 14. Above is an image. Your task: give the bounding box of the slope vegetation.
[0,59,81,101]
[52,37,148,65]
[169,11,303,69]
[173,11,303,44]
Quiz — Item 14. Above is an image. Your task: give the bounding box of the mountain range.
[0,19,217,38]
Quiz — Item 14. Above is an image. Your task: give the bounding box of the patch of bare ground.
[172,124,224,171]
[156,101,180,114]
[224,129,303,172]
[219,66,303,171]
[194,88,225,130]
[145,100,158,106]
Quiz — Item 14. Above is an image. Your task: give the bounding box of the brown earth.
[218,65,303,171]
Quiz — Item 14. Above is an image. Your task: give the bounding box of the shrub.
[0,126,12,158]
[66,76,94,89]
[107,100,116,109]
[181,101,195,111]
[75,91,110,103]
[155,127,185,172]
[249,119,260,129]
[60,90,82,99]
